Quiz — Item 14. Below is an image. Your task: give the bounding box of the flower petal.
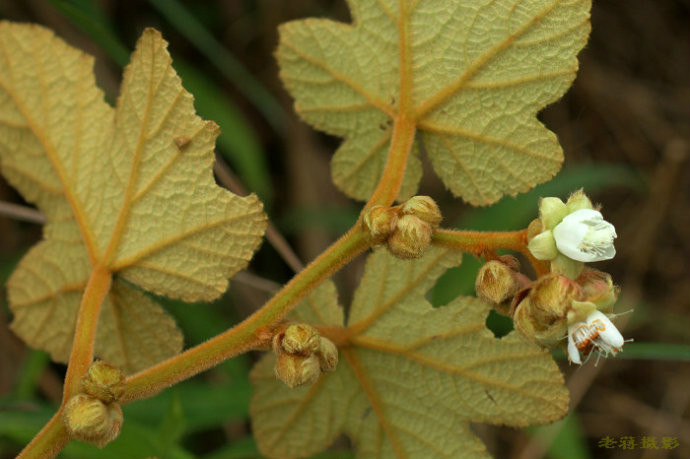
[553,220,591,261]
[553,209,616,262]
[586,310,624,350]
[567,333,582,365]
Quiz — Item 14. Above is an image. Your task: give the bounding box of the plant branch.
[120,100,418,402]
[432,228,549,275]
[62,264,113,400]
[366,116,417,209]
[0,200,46,224]
[214,155,304,273]
[120,225,369,403]
[16,411,69,459]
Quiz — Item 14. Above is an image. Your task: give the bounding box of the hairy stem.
[121,225,369,403]
[18,260,111,459]
[21,39,418,453]
[366,116,416,209]
[16,411,69,459]
[432,228,528,253]
[432,228,549,275]
[62,264,113,400]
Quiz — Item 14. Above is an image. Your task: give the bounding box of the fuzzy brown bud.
[387,214,432,259]
[274,353,321,388]
[401,196,442,229]
[81,361,125,404]
[63,394,123,448]
[475,260,523,309]
[577,268,619,312]
[513,297,567,348]
[362,205,398,244]
[496,254,521,271]
[529,274,580,325]
[273,324,320,356]
[316,336,338,372]
[513,274,579,348]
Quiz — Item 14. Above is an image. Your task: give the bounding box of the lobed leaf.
[0,23,266,371]
[7,241,182,374]
[251,248,568,459]
[277,0,591,205]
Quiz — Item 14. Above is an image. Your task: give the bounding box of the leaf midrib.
[102,35,159,266]
[343,348,408,459]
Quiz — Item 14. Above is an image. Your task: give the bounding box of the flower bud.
[81,361,125,404]
[273,324,320,356]
[496,254,521,271]
[513,297,568,348]
[316,336,338,372]
[274,353,321,388]
[577,268,619,312]
[387,214,432,259]
[401,196,442,229]
[475,260,524,313]
[362,205,398,244]
[63,394,123,448]
[513,275,578,348]
[529,274,580,326]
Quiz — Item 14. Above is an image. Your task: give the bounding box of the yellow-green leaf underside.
[0,23,266,371]
[250,248,568,459]
[277,0,591,205]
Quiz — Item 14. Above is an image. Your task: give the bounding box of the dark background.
[0,1,688,458]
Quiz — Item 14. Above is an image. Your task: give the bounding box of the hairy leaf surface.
[250,248,568,458]
[0,23,266,371]
[277,0,591,205]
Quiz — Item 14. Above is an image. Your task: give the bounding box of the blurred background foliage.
[0,1,688,458]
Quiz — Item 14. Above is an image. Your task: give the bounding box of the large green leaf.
[251,248,568,458]
[0,23,266,371]
[277,0,591,205]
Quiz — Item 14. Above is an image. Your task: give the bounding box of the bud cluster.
[475,190,627,365]
[362,196,442,259]
[272,324,338,388]
[62,361,125,447]
[475,256,529,315]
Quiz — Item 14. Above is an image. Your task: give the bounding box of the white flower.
[528,191,617,279]
[553,209,616,262]
[567,310,625,365]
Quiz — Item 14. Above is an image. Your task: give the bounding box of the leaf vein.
[281,40,395,117]
[348,249,448,335]
[353,336,559,405]
[343,348,408,459]
[421,120,561,162]
[110,210,263,270]
[414,0,566,118]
